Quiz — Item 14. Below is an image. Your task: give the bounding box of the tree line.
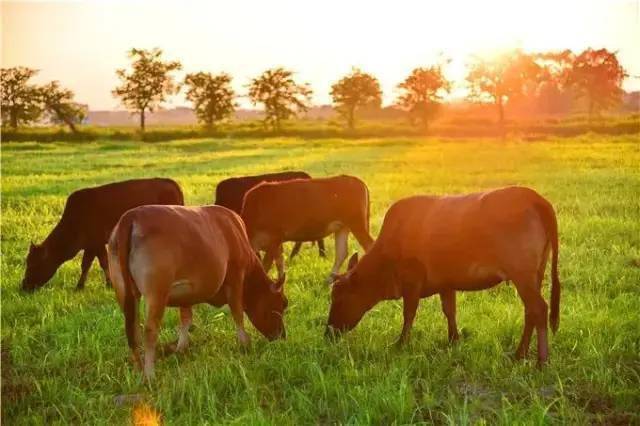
[1,47,628,133]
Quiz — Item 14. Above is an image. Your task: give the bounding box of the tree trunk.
[347,107,355,130]
[421,114,429,131]
[65,118,78,134]
[497,96,504,126]
[10,108,18,129]
[140,109,146,132]
[54,107,79,134]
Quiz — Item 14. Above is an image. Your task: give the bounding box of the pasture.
[1,135,639,424]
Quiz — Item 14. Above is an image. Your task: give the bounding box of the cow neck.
[244,257,271,305]
[41,218,81,263]
[350,247,396,306]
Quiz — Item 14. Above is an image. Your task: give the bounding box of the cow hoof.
[159,341,178,357]
[448,333,460,344]
[143,372,155,384]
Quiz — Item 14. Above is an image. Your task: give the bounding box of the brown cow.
[327,186,560,364]
[108,205,287,380]
[241,175,374,282]
[214,171,325,259]
[22,178,184,292]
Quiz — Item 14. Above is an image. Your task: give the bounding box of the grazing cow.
[241,175,374,282]
[21,178,184,292]
[327,186,560,364]
[108,205,287,380]
[214,171,325,259]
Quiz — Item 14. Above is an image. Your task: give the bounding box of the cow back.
[215,171,311,214]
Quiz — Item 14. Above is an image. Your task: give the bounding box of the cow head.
[326,253,371,337]
[245,272,288,340]
[22,242,57,292]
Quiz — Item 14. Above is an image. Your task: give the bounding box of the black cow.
[214,171,325,259]
[22,178,184,292]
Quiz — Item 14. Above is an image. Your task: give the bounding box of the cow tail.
[535,197,560,334]
[117,212,140,354]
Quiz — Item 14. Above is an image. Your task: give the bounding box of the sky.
[2,0,639,110]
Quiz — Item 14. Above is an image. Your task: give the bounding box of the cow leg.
[289,242,303,260]
[143,298,167,381]
[514,276,549,364]
[317,239,326,258]
[176,306,193,352]
[123,291,143,370]
[226,271,250,348]
[395,285,421,346]
[96,246,111,287]
[75,250,96,290]
[350,224,374,252]
[328,228,349,283]
[440,291,460,343]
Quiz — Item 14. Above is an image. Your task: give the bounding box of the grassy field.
[2,135,639,424]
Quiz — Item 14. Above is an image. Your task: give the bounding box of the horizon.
[2,0,640,111]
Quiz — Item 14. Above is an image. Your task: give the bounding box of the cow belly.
[167,279,223,306]
[428,263,507,292]
[286,220,344,242]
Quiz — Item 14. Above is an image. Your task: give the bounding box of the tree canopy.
[247,67,312,131]
[39,81,86,133]
[112,48,182,131]
[567,48,627,119]
[396,64,451,128]
[1,67,42,129]
[466,50,541,124]
[330,68,382,129]
[184,72,236,129]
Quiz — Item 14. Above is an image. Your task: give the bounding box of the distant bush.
[1,115,638,143]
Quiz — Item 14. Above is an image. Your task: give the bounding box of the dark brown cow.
[214,171,325,259]
[108,205,287,380]
[327,186,560,364]
[241,175,374,282]
[21,178,184,292]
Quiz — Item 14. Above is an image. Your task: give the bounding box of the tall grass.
[1,134,639,424]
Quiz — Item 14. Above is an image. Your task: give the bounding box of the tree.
[396,64,451,128]
[466,50,541,124]
[39,81,86,133]
[112,48,181,132]
[532,50,576,115]
[567,48,627,119]
[330,68,382,129]
[183,72,236,129]
[1,67,43,129]
[247,67,312,131]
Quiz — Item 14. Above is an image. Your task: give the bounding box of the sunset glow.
[2,0,639,109]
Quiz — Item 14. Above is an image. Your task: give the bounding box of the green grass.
[2,134,639,424]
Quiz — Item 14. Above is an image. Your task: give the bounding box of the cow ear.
[270,274,286,293]
[347,253,359,270]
